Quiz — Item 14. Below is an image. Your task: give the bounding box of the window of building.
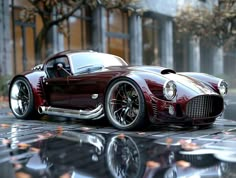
[106,9,130,62]
[64,6,92,50]
[10,1,92,74]
[10,0,38,74]
[142,17,160,65]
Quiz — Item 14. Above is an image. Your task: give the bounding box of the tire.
[9,77,37,119]
[105,78,147,130]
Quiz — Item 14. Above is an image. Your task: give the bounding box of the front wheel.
[105,78,147,130]
[9,77,37,119]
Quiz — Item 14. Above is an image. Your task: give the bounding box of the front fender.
[178,72,225,94]
[124,72,171,122]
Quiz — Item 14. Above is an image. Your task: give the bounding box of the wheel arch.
[104,75,153,103]
[8,74,27,98]
[9,72,46,111]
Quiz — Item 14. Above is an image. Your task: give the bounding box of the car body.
[8,50,228,130]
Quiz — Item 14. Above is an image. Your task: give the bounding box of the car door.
[44,56,71,108]
[67,74,98,109]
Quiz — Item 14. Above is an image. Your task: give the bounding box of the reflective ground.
[0,113,236,178]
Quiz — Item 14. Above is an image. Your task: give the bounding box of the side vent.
[37,76,45,99]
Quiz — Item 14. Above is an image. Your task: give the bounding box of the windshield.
[69,52,128,74]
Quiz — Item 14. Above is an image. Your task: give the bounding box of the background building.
[0,0,228,80]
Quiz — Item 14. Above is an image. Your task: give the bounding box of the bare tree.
[19,0,139,62]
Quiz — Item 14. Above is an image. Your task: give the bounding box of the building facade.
[0,0,225,77]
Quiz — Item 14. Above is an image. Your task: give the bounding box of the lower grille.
[186,95,223,118]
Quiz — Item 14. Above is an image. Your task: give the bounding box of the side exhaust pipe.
[38,104,104,120]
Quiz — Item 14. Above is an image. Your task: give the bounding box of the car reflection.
[1,129,236,178]
[106,135,144,178]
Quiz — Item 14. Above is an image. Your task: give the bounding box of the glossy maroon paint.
[178,72,222,93]
[10,50,225,126]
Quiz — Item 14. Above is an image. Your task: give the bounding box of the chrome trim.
[91,94,99,99]
[59,131,105,154]
[186,95,223,118]
[38,104,104,120]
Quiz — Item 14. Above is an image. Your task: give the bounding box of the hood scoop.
[161,69,176,74]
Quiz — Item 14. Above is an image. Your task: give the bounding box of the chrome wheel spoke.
[123,107,130,117]
[110,99,126,105]
[114,108,122,124]
[123,84,130,100]
[114,107,124,116]
[119,107,130,125]
[116,85,125,99]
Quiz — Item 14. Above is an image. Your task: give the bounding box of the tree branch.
[28,0,46,24]
[48,0,84,29]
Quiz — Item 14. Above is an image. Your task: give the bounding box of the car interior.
[46,57,72,78]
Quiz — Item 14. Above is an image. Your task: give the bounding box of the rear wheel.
[9,77,37,119]
[105,78,147,130]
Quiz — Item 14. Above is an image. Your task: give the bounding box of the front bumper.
[148,94,224,126]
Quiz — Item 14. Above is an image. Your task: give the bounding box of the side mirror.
[56,63,72,76]
[57,63,64,70]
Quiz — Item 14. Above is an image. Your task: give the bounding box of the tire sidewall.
[9,77,35,119]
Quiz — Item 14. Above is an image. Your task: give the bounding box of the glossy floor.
[0,115,236,178]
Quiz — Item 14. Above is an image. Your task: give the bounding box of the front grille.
[186,95,223,118]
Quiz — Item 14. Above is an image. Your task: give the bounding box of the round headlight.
[163,80,177,100]
[218,80,228,96]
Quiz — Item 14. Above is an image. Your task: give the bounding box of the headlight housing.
[218,80,228,96]
[163,80,177,100]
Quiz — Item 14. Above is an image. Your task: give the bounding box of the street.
[1,106,236,177]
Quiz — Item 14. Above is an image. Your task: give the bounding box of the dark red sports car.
[9,50,228,130]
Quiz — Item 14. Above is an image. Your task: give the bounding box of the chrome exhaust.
[38,104,104,120]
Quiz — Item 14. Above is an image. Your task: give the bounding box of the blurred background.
[0,0,235,118]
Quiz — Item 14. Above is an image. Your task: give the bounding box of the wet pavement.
[0,111,236,178]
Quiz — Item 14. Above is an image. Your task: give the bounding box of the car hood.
[164,73,217,95]
[105,66,217,95]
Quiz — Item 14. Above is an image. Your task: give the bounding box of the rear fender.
[9,71,47,111]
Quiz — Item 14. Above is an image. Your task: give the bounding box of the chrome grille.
[186,95,223,118]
